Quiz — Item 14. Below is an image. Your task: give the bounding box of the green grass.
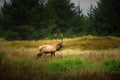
[101,59,120,73]
[0,56,120,80]
[1,57,120,80]
[0,52,6,65]
[0,36,120,80]
[0,52,6,59]
[46,57,85,71]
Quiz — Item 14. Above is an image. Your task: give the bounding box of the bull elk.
[36,34,63,59]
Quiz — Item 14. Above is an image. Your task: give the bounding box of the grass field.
[0,36,120,80]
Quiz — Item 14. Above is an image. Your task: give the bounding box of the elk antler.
[53,33,63,43]
[53,34,60,43]
[59,33,63,43]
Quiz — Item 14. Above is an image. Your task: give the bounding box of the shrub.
[47,57,85,72]
[101,59,120,73]
[0,53,6,59]
[0,52,6,65]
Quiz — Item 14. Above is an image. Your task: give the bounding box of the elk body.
[36,40,63,59]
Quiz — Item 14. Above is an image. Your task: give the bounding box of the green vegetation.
[0,52,6,65]
[87,0,120,36]
[0,36,120,80]
[101,59,120,73]
[0,0,120,40]
[0,0,86,40]
[0,52,6,59]
[0,0,120,79]
[46,57,85,71]
[1,56,120,80]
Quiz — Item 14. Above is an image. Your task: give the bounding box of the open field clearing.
[0,36,120,80]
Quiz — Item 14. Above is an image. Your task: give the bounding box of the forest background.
[0,0,120,40]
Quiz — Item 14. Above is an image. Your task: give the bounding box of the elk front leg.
[36,53,42,59]
[51,52,55,57]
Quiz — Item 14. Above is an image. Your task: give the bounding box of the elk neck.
[56,43,62,51]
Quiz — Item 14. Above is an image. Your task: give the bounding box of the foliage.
[0,52,6,65]
[0,52,6,59]
[0,0,86,40]
[0,0,120,40]
[47,57,85,71]
[87,0,120,36]
[0,36,120,80]
[101,59,120,73]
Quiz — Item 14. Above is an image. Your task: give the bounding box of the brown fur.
[36,41,62,59]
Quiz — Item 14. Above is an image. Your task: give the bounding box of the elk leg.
[36,53,42,59]
[51,52,55,57]
[53,52,55,56]
[51,52,53,57]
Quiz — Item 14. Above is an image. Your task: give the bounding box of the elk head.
[53,33,63,51]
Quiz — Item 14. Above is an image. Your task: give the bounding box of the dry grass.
[0,36,120,60]
[0,36,120,80]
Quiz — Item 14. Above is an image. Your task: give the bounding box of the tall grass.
[0,36,120,80]
[0,36,120,49]
[0,56,120,80]
[101,59,120,73]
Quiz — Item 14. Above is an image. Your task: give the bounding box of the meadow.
[0,36,120,80]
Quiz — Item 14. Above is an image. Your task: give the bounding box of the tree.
[0,0,87,40]
[87,4,96,34]
[88,0,120,36]
[46,0,76,33]
[0,0,46,40]
[68,1,87,36]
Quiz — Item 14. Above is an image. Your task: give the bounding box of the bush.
[2,31,20,40]
[0,52,6,59]
[101,59,120,73]
[47,57,85,72]
[0,52,6,64]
